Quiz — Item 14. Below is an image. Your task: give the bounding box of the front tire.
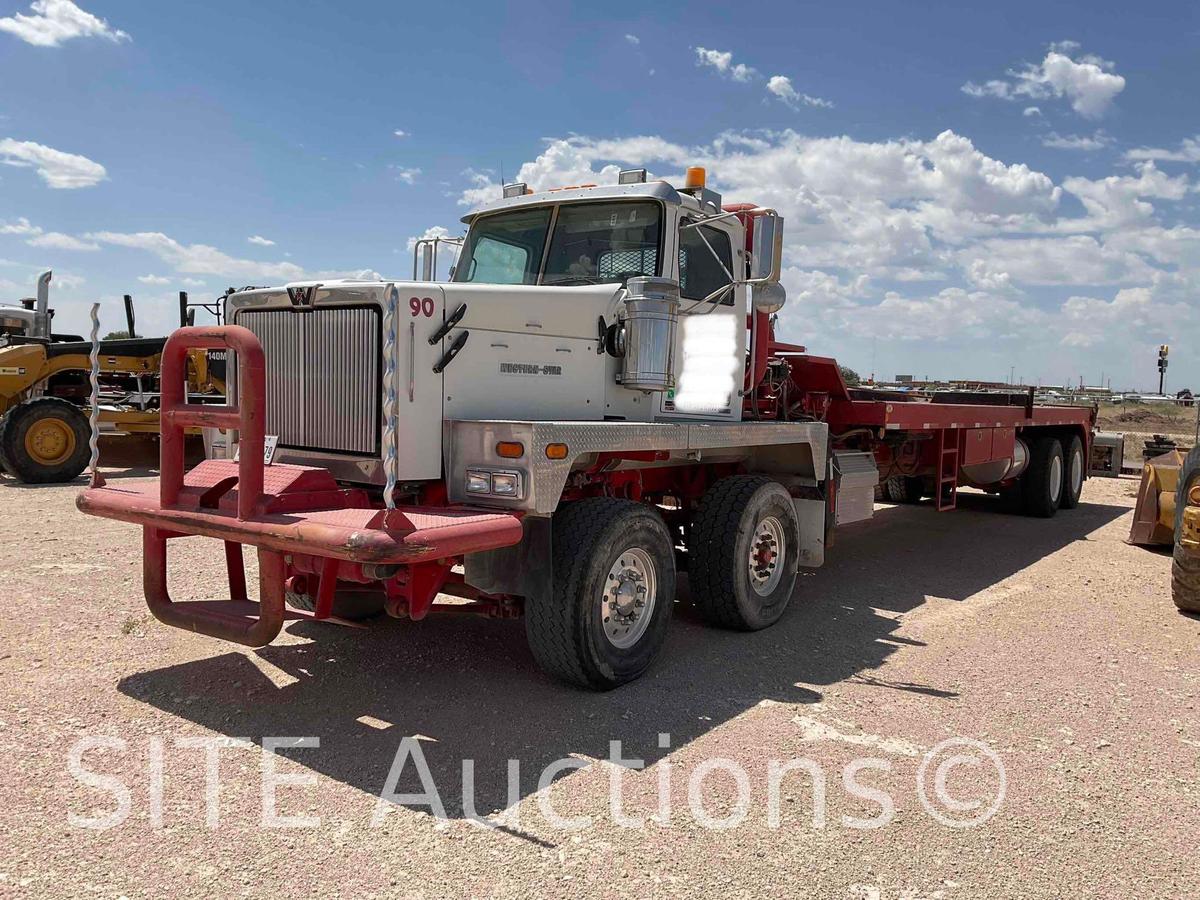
[0,397,91,483]
[525,499,675,690]
[687,476,800,630]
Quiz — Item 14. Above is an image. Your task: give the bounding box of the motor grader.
[0,272,224,483]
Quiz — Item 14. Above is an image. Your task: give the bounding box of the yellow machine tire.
[1172,447,1200,613]
[1172,543,1200,613]
[0,398,91,484]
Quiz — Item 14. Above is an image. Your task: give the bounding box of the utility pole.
[1158,345,1169,395]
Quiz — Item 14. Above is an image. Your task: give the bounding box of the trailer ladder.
[936,428,960,512]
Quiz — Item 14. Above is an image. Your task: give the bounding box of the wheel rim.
[1070,448,1084,496]
[24,417,76,466]
[1049,454,1063,503]
[748,515,786,596]
[601,547,657,649]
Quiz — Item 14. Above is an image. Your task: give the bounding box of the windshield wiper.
[542,275,611,286]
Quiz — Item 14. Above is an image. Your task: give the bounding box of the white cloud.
[86,229,380,287]
[86,231,307,282]
[962,43,1126,118]
[1041,131,1114,151]
[390,165,421,185]
[0,217,41,236]
[405,225,452,252]
[0,138,106,188]
[624,33,639,45]
[694,47,756,82]
[1124,136,1200,164]
[247,234,276,246]
[960,235,1154,286]
[1062,162,1189,229]
[1023,106,1042,117]
[26,231,98,250]
[0,0,128,47]
[137,274,171,285]
[1058,284,1194,349]
[393,129,408,138]
[766,75,833,110]
[961,80,1012,100]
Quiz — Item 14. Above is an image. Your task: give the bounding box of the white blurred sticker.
[673,314,738,414]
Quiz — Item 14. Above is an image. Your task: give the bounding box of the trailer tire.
[525,498,675,690]
[0,397,91,484]
[285,588,385,622]
[687,476,800,631]
[1060,434,1085,510]
[884,475,924,504]
[1020,436,1064,518]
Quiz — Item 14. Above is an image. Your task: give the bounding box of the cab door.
[658,218,745,421]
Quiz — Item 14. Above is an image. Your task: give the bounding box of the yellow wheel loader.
[0,272,225,483]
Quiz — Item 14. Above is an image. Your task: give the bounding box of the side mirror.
[749,212,784,283]
[752,281,786,314]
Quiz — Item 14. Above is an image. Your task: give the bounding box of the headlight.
[490,472,519,495]
[465,471,491,493]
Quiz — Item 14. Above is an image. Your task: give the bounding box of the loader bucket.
[1128,450,1186,546]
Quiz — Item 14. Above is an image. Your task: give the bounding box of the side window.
[678,224,734,303]
[470,236,530,284]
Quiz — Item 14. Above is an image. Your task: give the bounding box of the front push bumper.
[77,325,522,648]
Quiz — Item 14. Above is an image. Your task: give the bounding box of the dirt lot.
[3,469,1198,899]
[1096,402,1197,467]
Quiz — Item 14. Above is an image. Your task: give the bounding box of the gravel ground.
[2,466,1198,899]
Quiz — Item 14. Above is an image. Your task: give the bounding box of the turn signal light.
[545,443,569,460]
[496,441,525,459]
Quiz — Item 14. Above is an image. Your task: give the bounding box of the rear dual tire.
[1016,434,1084,518]
[1019,436,1063,518]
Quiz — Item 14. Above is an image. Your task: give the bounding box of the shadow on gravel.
[118,491,1128,821]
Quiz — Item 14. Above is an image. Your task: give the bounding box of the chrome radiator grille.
[236,306,381,456]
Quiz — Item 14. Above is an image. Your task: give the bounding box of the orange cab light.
[545,443,569,460]
[685,166,706,190]
[496,441,525,459]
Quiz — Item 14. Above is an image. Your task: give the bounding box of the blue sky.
[1,0,1197,389]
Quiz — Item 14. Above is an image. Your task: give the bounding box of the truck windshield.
[455,200,662,286]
